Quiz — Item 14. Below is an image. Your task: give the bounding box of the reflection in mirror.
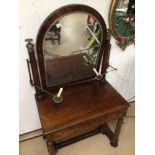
[114,0,135,39]
[43,13,102,86]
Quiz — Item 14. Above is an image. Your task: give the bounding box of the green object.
[114,11,134,37]
[87,29,100,49]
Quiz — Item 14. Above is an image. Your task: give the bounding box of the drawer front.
[45,108,127,142]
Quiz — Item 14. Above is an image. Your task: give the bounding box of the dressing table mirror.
[109,0,135,50]
[41,12,103,88]
[25,4,129,155]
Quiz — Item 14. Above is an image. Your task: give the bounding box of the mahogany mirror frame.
[109,0,135,50]
[36,4,108,91]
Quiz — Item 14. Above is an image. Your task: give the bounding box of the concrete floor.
[19,103,135,155]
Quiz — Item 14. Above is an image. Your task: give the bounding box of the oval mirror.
[36,5,107,90]
[109,0,135,50]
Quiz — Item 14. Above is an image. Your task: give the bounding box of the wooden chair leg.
[46,142,56,155]
[110,118,124,147]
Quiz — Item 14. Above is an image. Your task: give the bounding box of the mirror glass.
[114,0,135,39]
[43,12,102,86]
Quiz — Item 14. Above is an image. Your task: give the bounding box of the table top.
[36,80,129,134]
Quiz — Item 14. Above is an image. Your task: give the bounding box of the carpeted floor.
[20,103,135,155]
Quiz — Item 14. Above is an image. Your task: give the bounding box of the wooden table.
[36,80,129,155]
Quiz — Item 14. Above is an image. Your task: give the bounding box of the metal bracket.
[26,59,34,86]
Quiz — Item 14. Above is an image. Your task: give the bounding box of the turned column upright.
[25,38,43,99]
[93,29,112,96]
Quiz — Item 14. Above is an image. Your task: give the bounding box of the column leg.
[43,135,46,139]
[110,118,124,147]
[100,124,114,140]
[46,142,56,155]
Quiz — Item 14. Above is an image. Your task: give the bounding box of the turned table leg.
[110,118,124,147]
[46,142,56,155]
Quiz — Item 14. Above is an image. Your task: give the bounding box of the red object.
[117,35,124,41]
[89,16,95,24]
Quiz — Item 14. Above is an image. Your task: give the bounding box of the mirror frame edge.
[36,4,108,91]
[108,0,135,50]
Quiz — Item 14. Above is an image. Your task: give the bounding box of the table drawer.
[45,108,127,142]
